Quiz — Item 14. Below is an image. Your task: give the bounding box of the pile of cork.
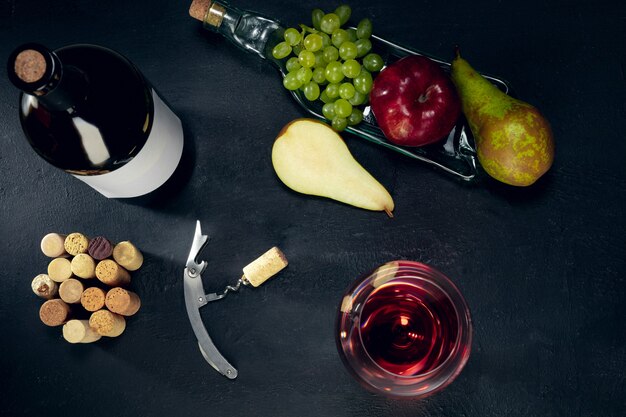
[32,232,143,344]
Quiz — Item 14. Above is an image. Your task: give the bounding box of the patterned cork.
[40,233,68,258]
[105,287,141,316]
[87,236,113,260]
[89,310,126,337]
[112,241,143,271]
[14,49,46,83]
[64,233,89,256]
[48,258,73,283]
[63,319,101,344]
[71,253,96,279]
[59,278,84,304]
[80,287,106,312]
[31,274,58,299]
[96,259,131,286]
[39,299,70,327]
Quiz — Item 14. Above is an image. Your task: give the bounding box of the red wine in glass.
[336,261,472,398]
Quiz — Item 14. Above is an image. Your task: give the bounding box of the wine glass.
[335,261,472,398]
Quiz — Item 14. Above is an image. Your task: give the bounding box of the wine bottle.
[7,43,184,198]
[188,0,511,182]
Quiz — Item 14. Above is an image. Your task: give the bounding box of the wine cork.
[14,49,46,83]
[105,287,141,316]
[87,236,113,260]
[40,233,68,258]
[242,247,288,287]
[31,274,58,299]
[58,278,84,304]
[71,253,96,279]
[48,257,72,282]
[80,287,106,312]
[39,299,70,326]
[112,241,143,271]
[89,310,126,337]
[62,319,101,344]
[96,260,131,286]
[189,0,210,20]
[64,232,89,256]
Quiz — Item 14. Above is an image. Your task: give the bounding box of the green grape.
[298,50,316,68]
[348,108,364,126]
[355,39,372,58]
[320,90,333,104]
[348,90,366,106]
[320,32,331,48]
[320,13,340,34]
[339,41,357,60]
[346,28,358,42]
[296,67,313,84]
[342,59,361,78]
[293,44,303,56]
[286,57,301,73]
[323,46,339,63]
[272,42,292,59]
[356,18,373,39]
[325,61,344,83]
[304,33,323,52]
[331,29,349,48]
[353,69,373,94]
[324,83,340,99]
[312,9,324,31]
[283,72,302,91]
[334,5,351,25]
[332,116,348,131]
[303,82,320,101]
[284,28,301,46]
[322,102,336,119]
[312,67,327,84]
[314,51,327,68]
[363,53,384,72]
[334,98,352,118]
[338,82,356,100]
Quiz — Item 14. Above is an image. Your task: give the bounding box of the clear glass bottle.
[191,1,511,182]
[8,43,184,198]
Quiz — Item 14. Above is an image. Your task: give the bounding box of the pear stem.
[454,44,461,59]
[384,208,394,218]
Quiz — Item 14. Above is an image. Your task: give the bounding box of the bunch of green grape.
[271,5,384,131]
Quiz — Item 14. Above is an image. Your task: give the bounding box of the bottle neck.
[8,43,88,112]
[201,1,282,60]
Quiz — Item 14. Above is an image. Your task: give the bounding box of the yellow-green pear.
[272,119,394,216]
[451,51,555,186]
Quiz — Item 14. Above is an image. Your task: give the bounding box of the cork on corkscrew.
[242,247,288,287]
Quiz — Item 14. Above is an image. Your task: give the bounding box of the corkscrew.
[183,221,288,379]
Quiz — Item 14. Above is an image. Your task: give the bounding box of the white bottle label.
[73,90,184,198]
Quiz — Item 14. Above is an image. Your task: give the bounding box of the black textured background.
[1,0,625,416]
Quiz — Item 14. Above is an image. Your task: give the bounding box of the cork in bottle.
[95,259,131,286]
[14,49,46,83]
[59,278,84,304]
[105,287,141,316]
[39,299,70,327]
[89,310,126,337]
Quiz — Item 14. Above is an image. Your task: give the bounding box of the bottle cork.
[95,259,131,286]
[64,232,89,256]
[71,253,96,279]
[88,236,113,260]
[31,274,58,299]
[89,310,126,337]
[242,247,288,287]
[39,299,70,327]
[112,241,143,271]
[58,278,84,304]
[48,257,73,282]
[105,287,141,316]
[62,319,101,344]
[40,233,68,258]
[14,49,46,83]
[80,287,106,312]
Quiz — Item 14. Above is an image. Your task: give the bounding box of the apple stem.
[384,208,394,218]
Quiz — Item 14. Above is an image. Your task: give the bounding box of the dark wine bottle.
[7,43,184,198]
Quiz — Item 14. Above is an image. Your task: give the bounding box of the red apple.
[370,55,461,147]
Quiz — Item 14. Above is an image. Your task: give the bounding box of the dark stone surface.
[0,0,624,416]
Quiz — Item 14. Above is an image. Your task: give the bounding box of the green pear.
[451,52,555,186]
[272,119,394,216]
